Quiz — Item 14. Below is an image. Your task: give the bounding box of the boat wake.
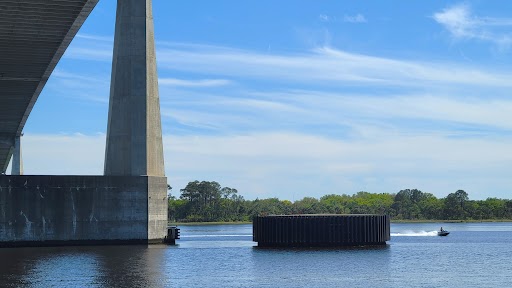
[391,230,438,237]
[180,234,251,238]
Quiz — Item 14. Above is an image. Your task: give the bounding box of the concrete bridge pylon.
[104,0,165,177]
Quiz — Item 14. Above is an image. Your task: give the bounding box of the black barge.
[253,214,390,247]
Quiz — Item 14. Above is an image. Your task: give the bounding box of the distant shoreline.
[169,219,512,226]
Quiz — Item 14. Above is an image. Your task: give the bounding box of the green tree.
[465,200,482,220]
[168,198,189,221]
[320,194,351,214]
[246,198,287,217]
[179,181,223,221]
[392,189,426,219]
[293,197,323,214]
[480,198,506,219]
[418,193,443,220]
[352,192,394,215]
[444,190,469,219]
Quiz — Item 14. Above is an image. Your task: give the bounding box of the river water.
[0,222,511,287]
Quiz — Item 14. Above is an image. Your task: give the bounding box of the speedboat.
[438,230,450,236]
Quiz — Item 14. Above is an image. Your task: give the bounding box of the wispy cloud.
[319,13,367,23]
[52,69,108,85]
[47,69,109,103]
[65,47,112,61]
[159,78,232,87]
[157,43,512,88]
[75,33,113,42]
[158,87,512,137]
[65,33,113,61]
[433,3,512,47]
[65,35,512,88]
[319,14,330,22]
[343,14,367,23]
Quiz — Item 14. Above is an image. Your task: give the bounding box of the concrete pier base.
[0,175,167,247]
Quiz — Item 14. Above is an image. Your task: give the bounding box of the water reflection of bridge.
[0,245,168,286]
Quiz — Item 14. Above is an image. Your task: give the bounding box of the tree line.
[168,181,512,222]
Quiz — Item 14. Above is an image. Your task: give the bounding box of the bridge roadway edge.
[0,175,167,247]
[16,0,100,137]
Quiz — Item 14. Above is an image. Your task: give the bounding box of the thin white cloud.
[319,13,367,23]
[47,70,109,103]
[65,35,512,88]
[52,69,108,84]
[65,47,112,61]
[161,109,232,131]
[433,4,474,38]
[158,87,512,136]
[75,33,113,42]
[319,14,330,22]
[157,43,512,88]
[159,78,232,87]
[65,33,113,61]
[279,91,512,131]
[433,3,512,47]
[343,14,367,23]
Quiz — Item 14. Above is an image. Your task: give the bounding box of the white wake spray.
[391,230,438,236]
[180,234,251,238]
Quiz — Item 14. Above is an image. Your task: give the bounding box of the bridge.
[0,0,98,174]
[0,0,168,246]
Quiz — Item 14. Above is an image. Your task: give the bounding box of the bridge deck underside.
[0,0,98,173]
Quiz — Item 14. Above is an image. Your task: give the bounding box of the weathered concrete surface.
[104,0,165,176]
[147,176,168,242]
[0,175,167,246]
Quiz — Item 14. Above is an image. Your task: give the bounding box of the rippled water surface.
[1,222,511,287]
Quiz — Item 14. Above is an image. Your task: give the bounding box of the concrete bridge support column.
[104,0,165,177]
[11,135,23,175]
[103,0,167,242]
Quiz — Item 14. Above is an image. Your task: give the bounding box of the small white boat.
[438,229,449,236]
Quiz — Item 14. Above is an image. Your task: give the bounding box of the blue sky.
[13,1,512,200]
